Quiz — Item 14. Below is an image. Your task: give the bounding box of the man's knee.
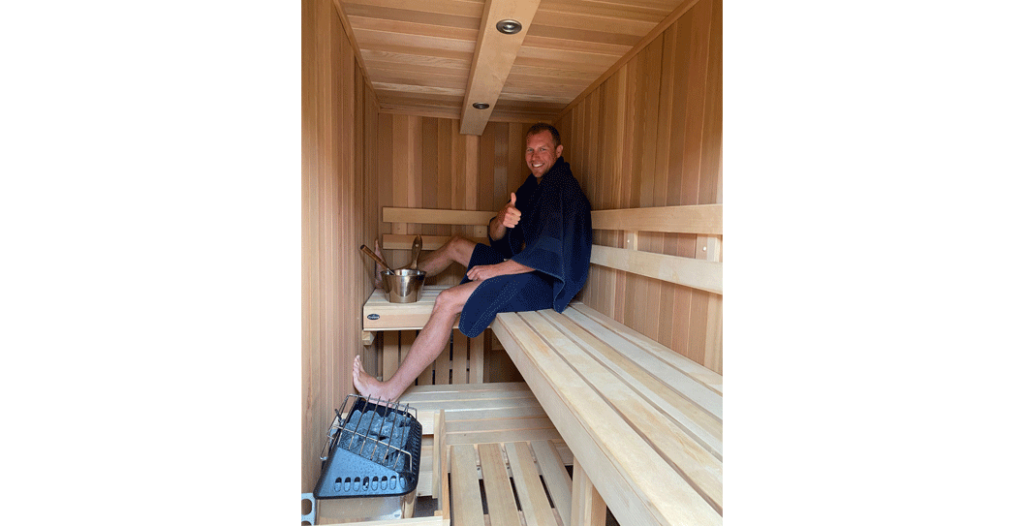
[443,235,476,263]
[445,235,474,251]
[434,285,471,314]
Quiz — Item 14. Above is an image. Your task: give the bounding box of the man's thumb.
[510,193,516,206]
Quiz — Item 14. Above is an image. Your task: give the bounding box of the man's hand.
[467,259,534,282]
[466,263,502,282]
[496,193,520,229]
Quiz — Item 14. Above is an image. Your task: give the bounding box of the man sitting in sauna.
[354,123,593,400]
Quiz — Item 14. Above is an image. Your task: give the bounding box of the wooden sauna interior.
[301,0,722,497]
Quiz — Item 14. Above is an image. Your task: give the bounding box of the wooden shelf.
[362,285,461,331]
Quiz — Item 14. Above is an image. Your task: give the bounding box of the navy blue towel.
[459,158,592,338]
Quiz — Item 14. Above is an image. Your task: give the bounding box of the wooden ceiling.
[333,0,694,134]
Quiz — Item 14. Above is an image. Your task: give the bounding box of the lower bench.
[399,382,574,525]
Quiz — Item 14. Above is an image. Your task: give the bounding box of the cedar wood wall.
[559,0,723,373]
[301,0,380,494]
[302,0,721,493]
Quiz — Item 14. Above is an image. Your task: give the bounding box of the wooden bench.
[493,204,723,526]
[430,397,574,526]
[399,382,573,500]
[363,204,723,526]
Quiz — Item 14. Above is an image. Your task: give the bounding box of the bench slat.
[404,381,533,396]
[494,311,722,526]
[571,303,723,394]
[383,234,487,250]
[331,517,447,525]
[591,204,723,235]
[520,311,723,513]
[450,445,486,525]
[531,440,573,524]
[590,245,723,295]
[506,442,558,526]
[559,308,723,420]
[542,309,723,460]
[446,427,563,446]
[446,416,555,434]
[479,443,521,526]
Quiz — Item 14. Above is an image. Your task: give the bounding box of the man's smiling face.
[525,130,563,179]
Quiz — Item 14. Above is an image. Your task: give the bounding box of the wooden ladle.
[408,236,422,270]
[360,244,393,273]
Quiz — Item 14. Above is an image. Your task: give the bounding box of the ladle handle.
[409,236,422,270]
[360,245,393,273]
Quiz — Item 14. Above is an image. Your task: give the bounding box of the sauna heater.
[311,395,422,523]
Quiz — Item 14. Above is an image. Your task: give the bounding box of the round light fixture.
[472,102,490,110]
[496,19,522,35]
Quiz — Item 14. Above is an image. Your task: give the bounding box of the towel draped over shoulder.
[458,158,592,338]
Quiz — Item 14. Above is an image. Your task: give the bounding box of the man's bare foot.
[373,239,385,289]
[352,355,392,400]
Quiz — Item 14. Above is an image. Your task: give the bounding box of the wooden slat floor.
[401,382,574,500]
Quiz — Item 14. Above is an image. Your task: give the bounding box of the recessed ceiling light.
[472,102,490,110]
[496,19,522,35]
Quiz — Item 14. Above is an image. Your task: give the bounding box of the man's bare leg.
[416,236,476,278]
[353,280,483,400]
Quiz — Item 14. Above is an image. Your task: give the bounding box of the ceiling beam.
[459,0,542,135]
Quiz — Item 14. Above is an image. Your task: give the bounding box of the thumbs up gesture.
[499,193,521,229]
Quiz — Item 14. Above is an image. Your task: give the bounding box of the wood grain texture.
[531,440,573,524]
[506,442,558,526]
[383,207,493,225]
[382,234,487,250]
[301,0,380,495]
[556,0,722,373]
[327,517,447,526]
[377,116,530,288]
[478,443,521,526]
[590,244,722,295]
[451,444,486,525]
[338,0,692,120]
[570,459,606,526]
[459,0,543,135]
[591,204,722,235]
[493,307,723,526]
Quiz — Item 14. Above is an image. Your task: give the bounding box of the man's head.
[525,123,563,179]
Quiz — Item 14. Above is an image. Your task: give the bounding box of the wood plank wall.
[301,0,720,503]
[556,0,723,373]
[374,117,532,286]
[301,0,380,494]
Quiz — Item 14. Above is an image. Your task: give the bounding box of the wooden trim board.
[383,207,494,226]
[459,0,543,135]
[383,234,487,250]
[590,245,723,295]
[591,204,722,235]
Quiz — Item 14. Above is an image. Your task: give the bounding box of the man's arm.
[490,193,520,241]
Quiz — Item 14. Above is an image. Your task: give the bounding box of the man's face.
[525,130,563,179]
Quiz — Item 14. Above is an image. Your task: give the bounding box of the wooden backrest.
[590,204,723,295]
[382,207,491,250]
[383,204,723,293]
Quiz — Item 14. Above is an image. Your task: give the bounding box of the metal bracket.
[301,493,316,525]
